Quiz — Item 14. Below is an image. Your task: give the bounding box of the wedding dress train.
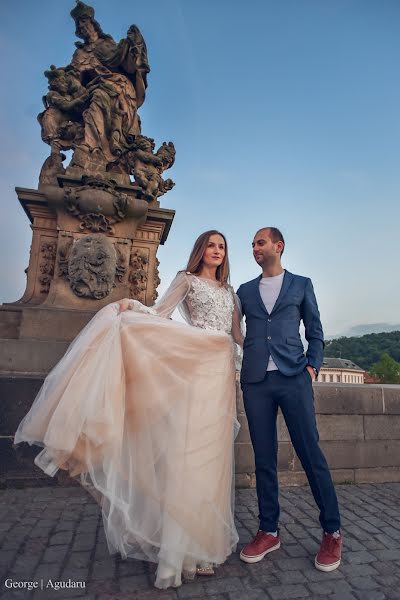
[15,273,242,588]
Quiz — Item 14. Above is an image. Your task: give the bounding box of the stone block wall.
[235,383,400,487]
[2,378,400,488]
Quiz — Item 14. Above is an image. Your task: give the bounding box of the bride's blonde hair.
[185,230,230,285]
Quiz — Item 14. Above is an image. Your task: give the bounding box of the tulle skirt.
[14,302,239,588]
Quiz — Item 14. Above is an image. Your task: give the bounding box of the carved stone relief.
[57,234,127,299]
[64,177,130,234]
[152,258,161,303]
[38,241,57,294]
[128,248,149,303]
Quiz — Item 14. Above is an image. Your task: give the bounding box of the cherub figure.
[128,136,176,201]
[155,142,176,197]
[38,65,88,153]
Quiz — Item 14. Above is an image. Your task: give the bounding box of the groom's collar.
[254,270,295,315]
[257,268,289,281]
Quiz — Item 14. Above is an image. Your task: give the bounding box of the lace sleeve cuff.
[127,299,157,315]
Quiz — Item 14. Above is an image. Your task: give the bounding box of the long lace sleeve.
[127,272,191,319]
[152,272,191,318]
[230,291,244,371]
[231,293,244,347]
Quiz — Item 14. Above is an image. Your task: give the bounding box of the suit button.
[267,336,271,340]
[268,319,271,322]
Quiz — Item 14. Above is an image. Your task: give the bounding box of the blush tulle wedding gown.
[14,272,243,588]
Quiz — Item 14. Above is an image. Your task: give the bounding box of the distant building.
[364,372,380,384]
[317,358,365,384]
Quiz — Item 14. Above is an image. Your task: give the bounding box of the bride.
[14,230,243,589]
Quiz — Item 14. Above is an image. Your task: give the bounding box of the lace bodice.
[185,276,234,334]
[128,271,243,346]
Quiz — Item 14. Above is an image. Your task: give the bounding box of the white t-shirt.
[259,271,285,372]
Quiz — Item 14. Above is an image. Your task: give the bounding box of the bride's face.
[201,234,226,269]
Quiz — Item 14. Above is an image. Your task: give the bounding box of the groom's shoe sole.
[240,540,281,563]
[314,557,341,572]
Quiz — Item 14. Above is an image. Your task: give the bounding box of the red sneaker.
[240,530,281,564]
[315,531,342,572]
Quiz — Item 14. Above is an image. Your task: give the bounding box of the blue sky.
[1,0,399,336]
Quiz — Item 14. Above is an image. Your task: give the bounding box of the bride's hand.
[118,298,131,313]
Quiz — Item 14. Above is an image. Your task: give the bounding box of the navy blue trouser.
[242,369,341,533]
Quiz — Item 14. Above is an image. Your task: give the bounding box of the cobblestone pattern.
[1,483,400,599]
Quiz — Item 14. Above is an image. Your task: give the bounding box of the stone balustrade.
[1,377,400,487]
[235,382,400,487]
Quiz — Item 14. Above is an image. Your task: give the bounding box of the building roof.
[321,358,364,372]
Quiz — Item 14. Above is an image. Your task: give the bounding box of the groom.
[236,227,342,572]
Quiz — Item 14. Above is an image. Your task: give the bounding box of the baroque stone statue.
[38,0,175,200]
[4,0,175,326]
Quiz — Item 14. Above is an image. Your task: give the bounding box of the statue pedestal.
[14,181,174,310]
[0,181,174,368]
[0,180,174,487]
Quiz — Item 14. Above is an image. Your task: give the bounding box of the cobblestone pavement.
[1,483,400,600]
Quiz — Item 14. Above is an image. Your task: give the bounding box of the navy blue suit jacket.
[237,271,324,383]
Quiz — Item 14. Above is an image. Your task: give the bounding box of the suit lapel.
[270,270,294,314]
[254,275,270,316]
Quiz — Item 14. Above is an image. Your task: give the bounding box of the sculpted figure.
[38,65,87,153]
[69,1,150,167]
[128,137,176,201]
[37,1,176,198]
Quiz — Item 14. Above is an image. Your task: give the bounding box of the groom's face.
[252,230,279,266]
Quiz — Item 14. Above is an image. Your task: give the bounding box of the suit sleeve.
[301,278,324,372]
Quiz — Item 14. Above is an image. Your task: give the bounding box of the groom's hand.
[306,365,316,381]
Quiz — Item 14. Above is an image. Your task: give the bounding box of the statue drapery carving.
[9,2,176,314]
[38,1,175,201]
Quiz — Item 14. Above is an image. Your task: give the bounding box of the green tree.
[324,331,400,371]
[370,353,400,384]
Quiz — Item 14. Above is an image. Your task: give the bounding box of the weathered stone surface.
[365,415,400,440]
[278,469,355,487]
[355,467,400,484]
[384,387,400,414]
[0,375,44,434]
[313,384,384,414]
[0,308,22,339]
[0,339,69,373]
[294,440,400,470]
[279,414,364,442]
[235,473,256,489]
[234,443,255,474]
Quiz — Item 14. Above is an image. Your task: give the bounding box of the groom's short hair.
[256,227,285,256]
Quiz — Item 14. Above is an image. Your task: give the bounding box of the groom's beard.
[254,255,272,267]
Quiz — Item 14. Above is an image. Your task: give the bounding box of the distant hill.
[324,330,400,371]
[326,323,400,339]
